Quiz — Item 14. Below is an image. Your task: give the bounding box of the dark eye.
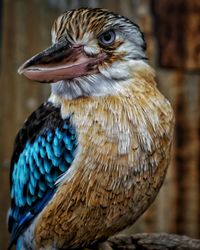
[98,30,116,46]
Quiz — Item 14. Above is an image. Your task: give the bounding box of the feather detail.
[8,102,77,249]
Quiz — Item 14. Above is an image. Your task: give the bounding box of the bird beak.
[18,40,106,83]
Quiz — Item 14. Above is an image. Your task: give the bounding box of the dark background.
[0,0,199,249]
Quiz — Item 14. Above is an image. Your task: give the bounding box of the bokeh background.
[0,0,199,249]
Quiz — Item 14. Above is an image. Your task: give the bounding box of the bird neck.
[49,61,155,104]
[50,61,154,101]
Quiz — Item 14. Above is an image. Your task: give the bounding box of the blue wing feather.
[8,102,77,249]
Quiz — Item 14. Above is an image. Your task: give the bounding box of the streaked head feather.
[51,8,147,100]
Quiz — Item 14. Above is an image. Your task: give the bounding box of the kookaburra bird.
[8,8,174,250]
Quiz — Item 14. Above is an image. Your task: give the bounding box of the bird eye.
[98,30,116,46]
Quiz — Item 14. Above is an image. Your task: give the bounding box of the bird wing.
[8,102,77,248]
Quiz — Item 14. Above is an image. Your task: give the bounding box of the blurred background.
[0,0,199,249]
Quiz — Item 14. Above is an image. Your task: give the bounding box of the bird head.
[18,8,147,99]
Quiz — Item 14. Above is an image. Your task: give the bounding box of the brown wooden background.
[0,0,199,249]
